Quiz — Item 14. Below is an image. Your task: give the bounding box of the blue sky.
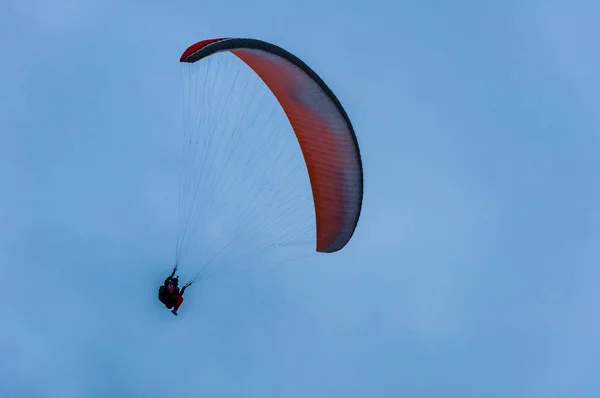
[1,0,600,397]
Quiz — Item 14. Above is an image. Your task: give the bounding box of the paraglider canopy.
[180,37,364,253]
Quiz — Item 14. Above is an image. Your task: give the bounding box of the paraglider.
[158,266,191,316]
[158,37,363,313]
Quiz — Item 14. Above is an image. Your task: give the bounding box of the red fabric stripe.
[232,49,352,252]
[180,38,225,62]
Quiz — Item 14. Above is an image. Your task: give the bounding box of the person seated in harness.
[158,266,190,316]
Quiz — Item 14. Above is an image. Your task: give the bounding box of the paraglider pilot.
[158,266,190,316]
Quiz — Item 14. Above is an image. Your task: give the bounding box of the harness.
[158,285,177,308]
